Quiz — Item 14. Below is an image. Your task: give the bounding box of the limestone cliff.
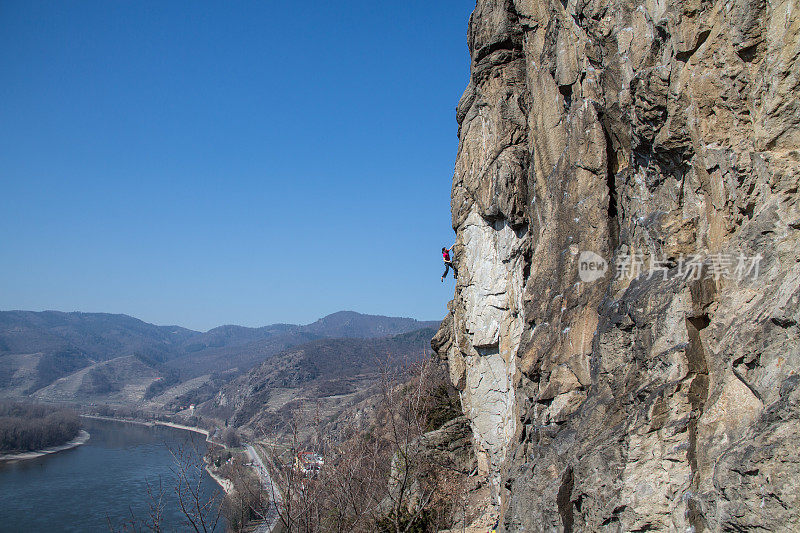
[433,0,799,529]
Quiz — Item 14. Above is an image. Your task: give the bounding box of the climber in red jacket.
[441,245,457,282]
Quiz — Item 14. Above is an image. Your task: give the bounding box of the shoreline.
[80,415,213,441]
[80,415,233,494]
[0,429,91,462]
[81,414,153,427]
[205,465,235,494]
[154,420,211,440]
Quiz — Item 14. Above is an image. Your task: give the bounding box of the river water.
[0,417,225,532]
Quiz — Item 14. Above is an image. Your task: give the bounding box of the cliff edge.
[433,0,799,530]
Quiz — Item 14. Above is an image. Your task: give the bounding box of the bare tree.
[168,442,223,533]
[269,407,315,532]
[253,354,465,533]
[377,356,441,532]
[107,477,166,533]
[0,401,81,452]
[109,439,222,533]
[216,451,274,532]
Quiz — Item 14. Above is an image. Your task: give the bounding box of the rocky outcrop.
[434,0,799,530]
[386,416,477,514]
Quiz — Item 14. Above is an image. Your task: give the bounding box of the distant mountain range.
[0,310,439,405]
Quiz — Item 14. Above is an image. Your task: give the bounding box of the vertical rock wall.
[433,0,800,529]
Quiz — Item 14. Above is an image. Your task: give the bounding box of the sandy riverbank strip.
[153,421,211,440]
[205,465,235,494]
[81,415,212,441]
[0,430,91,462]
[81,414,153,426]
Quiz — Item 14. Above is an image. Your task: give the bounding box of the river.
[0,417,226,532]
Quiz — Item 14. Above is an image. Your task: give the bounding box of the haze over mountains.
[0,310,438,406]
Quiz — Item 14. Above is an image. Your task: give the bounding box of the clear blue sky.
[0,1,473,331]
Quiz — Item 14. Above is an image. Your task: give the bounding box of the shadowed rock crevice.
[603,123,621,251]
[675,30,710,62]
[556,465,574,533]
[558,83,573,111]
[685,313,709,532]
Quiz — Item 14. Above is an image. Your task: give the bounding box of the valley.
[0,310,438,435]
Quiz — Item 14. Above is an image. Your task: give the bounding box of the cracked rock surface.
[433,0,800,529]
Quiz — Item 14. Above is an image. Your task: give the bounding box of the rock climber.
[441,245,457,282]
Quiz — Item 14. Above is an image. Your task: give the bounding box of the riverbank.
[78,416,276,528]
[154,420,211,440]
[80,415,233,495]
[80,415,212,442]
[205,465,234,494]
[81,414,152,426]
[0,417,226,531]
[0,429,90,462]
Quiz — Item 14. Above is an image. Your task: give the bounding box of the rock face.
[434,0,800,530]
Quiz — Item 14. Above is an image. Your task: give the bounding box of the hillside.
[0,310,438,406]
[0,311,194,363]
[197,327,437,437]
